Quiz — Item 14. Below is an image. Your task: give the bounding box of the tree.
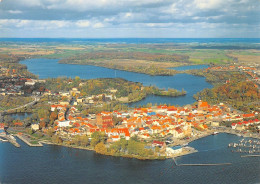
[90,131,107,147]
[26,128,34,135]
[52,135,63,144]
[80,135,89,147]
[50,109,58,122]
[39,121,46,129]
[120,138,128,152]
[46,128,55,137]
[75,76,80,82]
[95,142,107,154]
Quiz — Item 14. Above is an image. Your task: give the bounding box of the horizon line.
[0,37,260,39]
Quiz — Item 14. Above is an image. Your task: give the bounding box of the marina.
[228,139,260,154]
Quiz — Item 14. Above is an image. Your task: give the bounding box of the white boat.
[213,132,219,135]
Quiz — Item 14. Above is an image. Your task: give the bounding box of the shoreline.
[7,128,259,160]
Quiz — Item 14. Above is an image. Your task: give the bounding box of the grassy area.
[120,48,233,64]
[1,42,258,70]
[30,140,39,144]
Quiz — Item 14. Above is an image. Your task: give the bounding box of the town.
[0,46,259,159]
[1,78,259,158]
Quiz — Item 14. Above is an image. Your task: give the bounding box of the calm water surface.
[0,133,259,184]
[21,59,212,106]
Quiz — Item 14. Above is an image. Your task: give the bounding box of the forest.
[195,80,260,112]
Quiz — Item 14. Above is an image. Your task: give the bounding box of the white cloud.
[16,20,30,27]
[125,13,132,18]
[145,23,174,27]
[0,0,259,37]
[76,20,90,27]
[8,10,23,14]
[194,0,226,9]
[0,19,71,29]
[93,22,104,28]
[18,0,43,7]
[46,0,119,12]
[104,17,115,22]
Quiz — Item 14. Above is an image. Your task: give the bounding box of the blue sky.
[0,0,259,38]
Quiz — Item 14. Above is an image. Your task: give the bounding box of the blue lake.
[1,133,259,184]
[20,59,213,106]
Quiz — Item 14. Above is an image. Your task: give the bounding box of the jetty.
[178,163,232,166]
[172,157,231,167]
[16,134,43,147]
[241,155,260,157]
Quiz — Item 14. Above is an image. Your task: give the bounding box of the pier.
[172,157,231,167]
[178,163,232,166]
[241,155,260,157]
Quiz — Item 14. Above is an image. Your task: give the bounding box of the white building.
[166,146,183,156]
[57,120,71,127]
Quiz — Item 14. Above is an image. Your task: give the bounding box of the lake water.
[8,113,32,120]
[170,65,209,71]
[1,133,259,184]
[20,59,213,106]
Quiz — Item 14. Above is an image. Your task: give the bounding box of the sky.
[0,0,259,38]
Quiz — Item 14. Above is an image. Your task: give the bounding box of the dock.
[16,135,43,147]
[241,155,260,157]
[177,163,232,166]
